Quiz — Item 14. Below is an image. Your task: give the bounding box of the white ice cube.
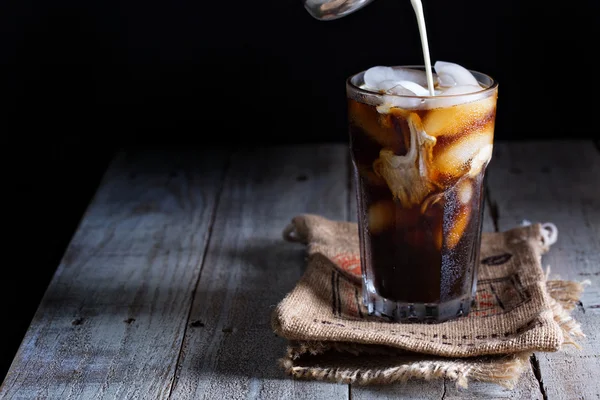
[387,80,430,96]
[391,68,432,88]
[434,61,480,87]
[434,130,494,176]
[378,79,403,91]
[378,80,430,111]
[364,66,433,91]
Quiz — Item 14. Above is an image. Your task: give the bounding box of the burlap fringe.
[546,279,590,311]
[546,279,590,347]
[279,352,531,389]
[465,353,532,389]
[277,279,589,389]
[275,221,589,389]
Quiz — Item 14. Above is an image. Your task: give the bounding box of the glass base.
[363,291,473,323]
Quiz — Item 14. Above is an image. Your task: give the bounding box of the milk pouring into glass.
[304,0,438,97]
[308,0,499,322]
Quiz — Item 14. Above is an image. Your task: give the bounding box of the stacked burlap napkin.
[271,214,587,389]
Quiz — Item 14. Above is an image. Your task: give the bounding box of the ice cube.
[437,73,456,88]
[378,79,402,92]
[446,204,471,249]
[468,143,494,177]
[348,100,406,153]
[434,61,480,87]
[457,178,473,204]
[377,81,430,112]
[391,68,433,88]
[422,94,496,137]
[363,66,433,91]
[432,127,494,177]
[368,200,396,234]
[364,66,395,90]
[387,80,430,96]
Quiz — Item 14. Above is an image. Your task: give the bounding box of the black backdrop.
[3,0,598,145]
[1,0,598,381]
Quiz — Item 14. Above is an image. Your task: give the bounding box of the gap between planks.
[167,150,234,398]
[487,140,599,400]
[484,169,547,400]
[0,147,232,399]
[167,144,351,400]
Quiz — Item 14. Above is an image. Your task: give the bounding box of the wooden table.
[1,141,598,399]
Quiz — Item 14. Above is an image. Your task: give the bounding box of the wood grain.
[168,145,350,399]
[2,142,596,399]
[486,140,600,400]
[0,149,230,399]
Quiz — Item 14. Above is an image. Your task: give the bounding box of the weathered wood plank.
[443,377,542,400]
[169,145,350,400]
[0,149,230,399]
[354,373,542,400]
[486,140,600,400]
[488,141,600,306]
[353,382,444,400]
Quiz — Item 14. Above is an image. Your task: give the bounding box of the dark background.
[1,0,598,381]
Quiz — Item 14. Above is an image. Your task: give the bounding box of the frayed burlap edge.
[546,278,589,347]
[279,351,532,389]
[276,279,588,389]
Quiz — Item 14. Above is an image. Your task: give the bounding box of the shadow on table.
[15,236,327,386]
[180,237,319,383]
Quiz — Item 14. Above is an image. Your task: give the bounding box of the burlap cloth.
[271,214,587,389]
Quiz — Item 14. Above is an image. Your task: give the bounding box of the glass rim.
[346,65,498,99]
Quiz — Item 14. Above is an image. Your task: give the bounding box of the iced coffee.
[347,62,498,322]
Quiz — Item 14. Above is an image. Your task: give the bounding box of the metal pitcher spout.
[304,0,377,20]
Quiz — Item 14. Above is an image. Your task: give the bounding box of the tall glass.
[347,66,498,322]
